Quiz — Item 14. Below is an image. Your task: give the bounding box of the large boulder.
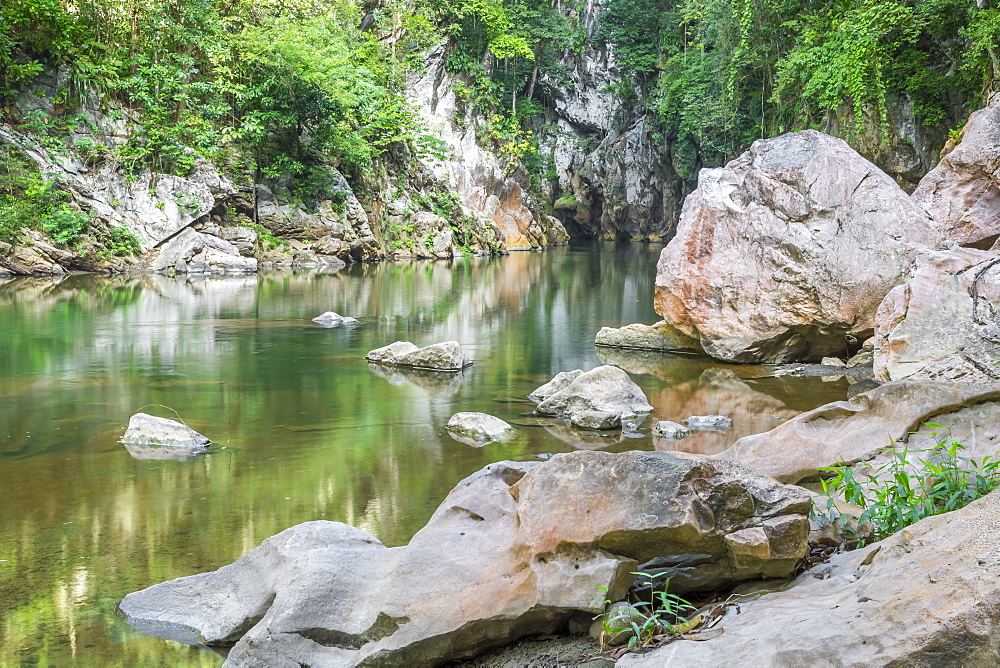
[912,92,1000,247]
[874,247,1000,384]
[594,321,702,353]
[533,366,653,417]
[365,341,472,371]
[620,486,1000,667]
[716,381,1000,484]
[655,130,941,363]
[119,452,810,665]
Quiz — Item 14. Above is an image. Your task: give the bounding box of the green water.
[0,242,848,665]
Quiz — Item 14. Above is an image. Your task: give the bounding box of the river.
[0,242,848,665]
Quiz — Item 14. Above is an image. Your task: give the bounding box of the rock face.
[365,341,472,371]
[620,486,1000,668]
[654,130,942,363]
[406,46,566,251]
[594,321,702,353]
[717,381,1000,484]
[149,228,257,274]
[874,247,1000,384]
[446,412,515,444]
[532,366,653,417]
[913,92,1000,247]
[119,452,810,665]
[121,413,210,453]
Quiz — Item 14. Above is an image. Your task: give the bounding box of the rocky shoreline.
[112,94,1000,666]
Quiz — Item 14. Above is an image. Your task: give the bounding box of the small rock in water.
[569,410,621,431]
[312,311,358,326]
[653,420,697,440]
[121,413,211,459]
[528,369,583,403]
[366,340,471,371]
[685,415,733,431]
[535,452,554,460]
[821,356,847,368]
[446,412,516,444]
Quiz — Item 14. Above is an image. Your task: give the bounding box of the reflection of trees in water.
[0,242,674,663]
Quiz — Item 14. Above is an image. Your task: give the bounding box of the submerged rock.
[654,130,941,363]
[120,452,810,665]
[569,410,622,431]
[446,412,515,444]
[534,366,653,417]
[311,311,359,326]
[620,487,1000,667]
[684,414,733,431]
[365,340,472,371]
[121,413,210,455]
[594,321,702,354]
[652,421,697,440]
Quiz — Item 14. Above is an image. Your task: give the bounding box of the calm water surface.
[0,242,848,665]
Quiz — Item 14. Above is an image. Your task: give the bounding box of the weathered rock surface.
[365,341,471,371]
[311,311,359,326]
[528,369,583,403]
[534,366,653,417]
[595,321,702,353]
[652,420,697,440]
[121,413,210,453]
[407,46,565,251]
[446,412,515,443]
[717,380,1000,484]
[620,486,1000,667]
[569,410,622,431]
[913,91,1000,247]
[874,247,1000,384]
[150,228,257,274]
[655,130,942,363]
[120,452,811,666]
[685,415,733,431]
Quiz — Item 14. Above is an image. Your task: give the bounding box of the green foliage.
[0,146,89,245]
[818,428,1000,546]
[592,573,697,650]
[596,0,991,173]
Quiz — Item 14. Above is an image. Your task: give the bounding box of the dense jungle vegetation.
[1,0,998,205]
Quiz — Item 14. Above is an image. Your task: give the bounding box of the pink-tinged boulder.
[716,380,1000,485]
[620,486,1000,668]
[913,92,1000,247]
[655,130,941,363]
[118,452,810,666]
[874,246,1000,384]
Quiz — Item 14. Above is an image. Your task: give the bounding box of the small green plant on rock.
[592,572,697,650]
[819,426,1000,546]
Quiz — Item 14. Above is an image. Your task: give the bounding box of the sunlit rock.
[120,413,210,457]
[534,366,653,417]
[365,340,472,372]
[446,412,515,444]
[655,130,942,363]
[119,452,810,665]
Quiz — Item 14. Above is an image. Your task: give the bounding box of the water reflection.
[0,243,847,664]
